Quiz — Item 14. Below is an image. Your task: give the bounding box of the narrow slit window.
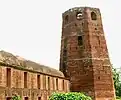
[24,72,27,88]
[98,76,100,80]
[6,68,11,87]
[63,49,67,56]
[6,97,11,100]
[24,97,28,100]
[97,36,100,45]
[48,77,50,90]
[37,75,40,89]
[78,36,83,46]
[38,97,41,100]
[62,80,65,90]
[56,78,58,90]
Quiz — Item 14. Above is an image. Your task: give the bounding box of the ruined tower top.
[62,7,101,23]
[63,7,100,15]
[61,7,104,38]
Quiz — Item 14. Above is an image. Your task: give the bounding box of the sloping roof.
[0,50,64,77]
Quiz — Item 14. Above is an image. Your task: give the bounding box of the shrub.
[49,92,92,100]
[116,96,121,100]
[11,95,21,100]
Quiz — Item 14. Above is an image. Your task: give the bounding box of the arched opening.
[91,12,97,20]
[76,12,83,20]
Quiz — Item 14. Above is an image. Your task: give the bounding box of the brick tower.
[59,7,115,100]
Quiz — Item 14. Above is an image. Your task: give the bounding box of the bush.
[49,92,92,100]
[11,95,21,100]
[116,96,121,100]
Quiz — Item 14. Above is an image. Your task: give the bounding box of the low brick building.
[0,51,70,100]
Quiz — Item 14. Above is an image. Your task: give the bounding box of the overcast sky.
[0,0,121,69]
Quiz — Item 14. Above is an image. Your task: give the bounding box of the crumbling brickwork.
[60,7,115,100]
[0,65,69,100]
[0,51,70,100]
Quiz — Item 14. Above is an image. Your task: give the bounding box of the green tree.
[112,67,121,97]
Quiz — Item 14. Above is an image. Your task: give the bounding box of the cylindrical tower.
[60,7,115,100]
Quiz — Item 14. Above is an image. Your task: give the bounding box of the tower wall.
[60,7,115,100]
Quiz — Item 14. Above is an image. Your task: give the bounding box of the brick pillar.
[40,75,44,89]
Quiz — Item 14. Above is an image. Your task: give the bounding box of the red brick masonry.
[60,7,116,100]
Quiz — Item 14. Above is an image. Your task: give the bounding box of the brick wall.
[0,66,70,100]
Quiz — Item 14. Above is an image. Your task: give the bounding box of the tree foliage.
[49,92,92,100]
[112,67,121,97]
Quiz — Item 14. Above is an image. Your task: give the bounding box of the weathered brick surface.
[40,74,44,89]
[60,7,115,100]
[50,77,53,90]
[0,65,70,100]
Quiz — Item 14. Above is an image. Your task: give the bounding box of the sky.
[0,0,121,69]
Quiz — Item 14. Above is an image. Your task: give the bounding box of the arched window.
[91,12,97,20]
[76,12,83,20]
